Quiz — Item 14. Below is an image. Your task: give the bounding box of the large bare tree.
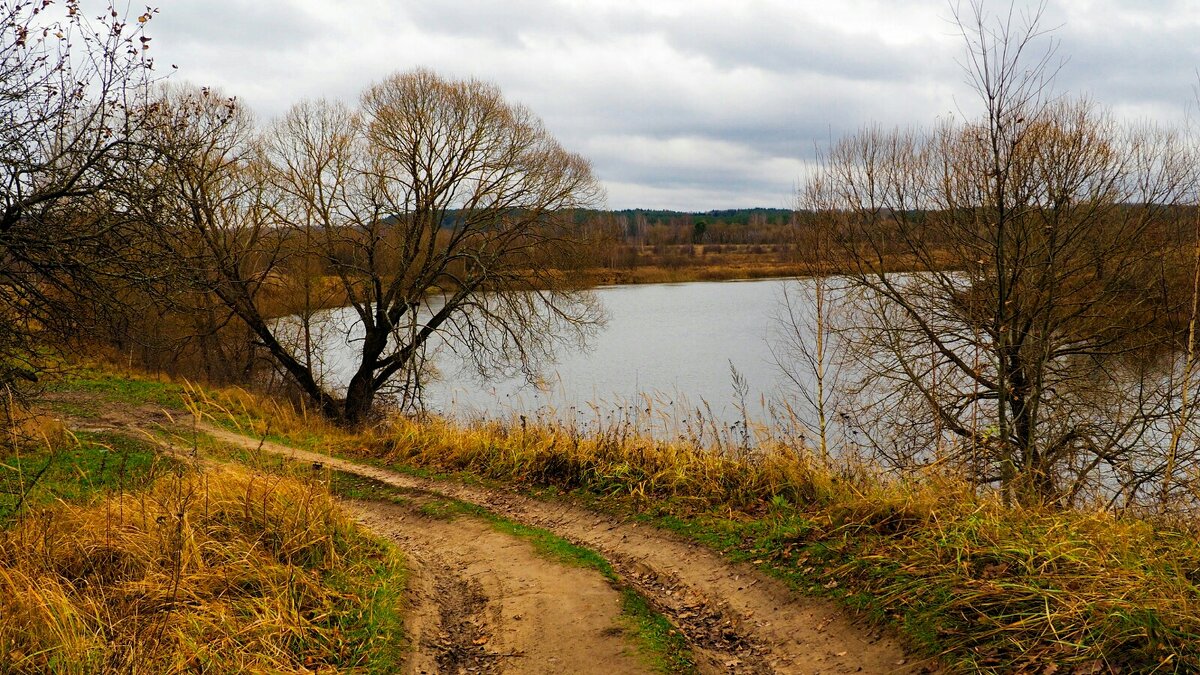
[797,2,1197,506]
[140,71,604,424]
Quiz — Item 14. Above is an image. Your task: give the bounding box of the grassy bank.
[176,379,1199,673]
[380,422,1199,672]
[0,404,406,673]
[579,259,828,286]
[38,368,700,673]
[42,367,1200,672]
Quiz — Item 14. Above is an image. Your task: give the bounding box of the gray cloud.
[142,0,1198,210]
[153,0,325,51]
[655,8,949,82]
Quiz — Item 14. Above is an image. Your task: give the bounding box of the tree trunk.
[342,371,377,425]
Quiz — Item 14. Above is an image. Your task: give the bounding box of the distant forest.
[577,208,796,247]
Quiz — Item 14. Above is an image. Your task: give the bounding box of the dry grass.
[576,247,955,287]
[69,371,1200,671]
[381,415,840,508]
[367,415,1200,670]
[0,461,405,673]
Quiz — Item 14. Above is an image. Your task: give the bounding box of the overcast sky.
[143,0,1200,210]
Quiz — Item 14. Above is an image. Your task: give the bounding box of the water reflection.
[277,279,815,436]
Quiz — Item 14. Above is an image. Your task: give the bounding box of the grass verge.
[0,454,406,673]
[1,428,174,521]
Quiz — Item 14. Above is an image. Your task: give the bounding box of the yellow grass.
[0,460,402,673]
[188,381,1200,671]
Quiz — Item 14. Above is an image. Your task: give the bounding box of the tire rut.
[353,498,651,674]
[398,530,493,674]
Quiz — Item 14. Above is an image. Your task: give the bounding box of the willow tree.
[800,2,1196,505]
[143,71,604,424]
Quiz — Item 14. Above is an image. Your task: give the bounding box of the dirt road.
[198,423,927,674]
[353,498,651,674]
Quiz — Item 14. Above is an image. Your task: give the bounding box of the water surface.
[299,278,816,432]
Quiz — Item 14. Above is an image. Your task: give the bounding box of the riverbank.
[21,365,926,672]
[5,380,700,673]
[579,260,824,286]
[39,365,1200,672]
[262,245,943,317]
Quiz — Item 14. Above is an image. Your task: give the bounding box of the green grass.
[330,471,411,506]
[41,399,100,418]
[319,532,409,674]
[46,367,185,408]
[618,589,697,674]
[0,430,174,522]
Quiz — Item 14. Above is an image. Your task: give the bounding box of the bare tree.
[123,84,345,406]
[774,198,842,462]
[139,71,604,424]
[0,0,159,384]
[799,2,1197,505]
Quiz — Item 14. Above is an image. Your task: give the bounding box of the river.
[290,278,820,436]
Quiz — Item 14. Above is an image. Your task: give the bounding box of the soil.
[354,499,649,675]
[51,398,936,674]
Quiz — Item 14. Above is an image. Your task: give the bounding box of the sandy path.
[351,498,650,675]
[194,423,930,674]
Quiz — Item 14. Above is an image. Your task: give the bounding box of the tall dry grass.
[0,461,402,673]
[367,415,1200,669]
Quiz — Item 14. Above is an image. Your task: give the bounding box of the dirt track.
[59,399,931,674]
[354,499,650,674]
[197,423,927,674]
